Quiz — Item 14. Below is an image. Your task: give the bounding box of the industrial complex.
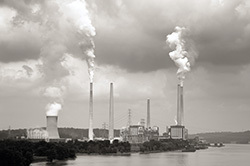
[26,80,188,143]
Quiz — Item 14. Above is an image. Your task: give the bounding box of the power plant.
[23,80,190,143]
[46,116,60,139]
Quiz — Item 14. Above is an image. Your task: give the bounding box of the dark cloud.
[0,37,41,62]
[95,29,173,72]
[88,0,250,72]
[2,0,250,72]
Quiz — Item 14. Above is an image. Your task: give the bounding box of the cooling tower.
[177,84,184,126]
[89,82,94,140]
[46,116,60,139]
[147,98,150,128]
[109,82,114,140]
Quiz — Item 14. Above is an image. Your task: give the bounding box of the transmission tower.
[127,109,132,127]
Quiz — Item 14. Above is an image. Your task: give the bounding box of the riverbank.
[76,152,131,156]
[31,144,250,166]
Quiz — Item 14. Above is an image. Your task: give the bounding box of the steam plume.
[4,0,96,115]
[84,49,95,83]
[166,26,194,86]
[76,0,96,83]
[46,102,62,116]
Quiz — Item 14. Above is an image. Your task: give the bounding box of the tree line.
[140,139,188,152]
[0,139,131,165]
[0,128,120,140]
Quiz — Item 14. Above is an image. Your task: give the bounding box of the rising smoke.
[166,26,197,86]
[2,0,96,115]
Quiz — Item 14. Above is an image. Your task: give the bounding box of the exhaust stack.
[177,84,184,126]
[109,83,114,140]
[147,98,150,128]
[89,82,94,140]
[46,116,60,139]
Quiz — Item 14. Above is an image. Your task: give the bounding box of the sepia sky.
[0,0,250,134]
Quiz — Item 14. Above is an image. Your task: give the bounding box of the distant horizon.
[1,126,250,135]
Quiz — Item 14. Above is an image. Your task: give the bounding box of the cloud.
[2,0,250,72]
[1,0,250,133]
[86,0,250,72]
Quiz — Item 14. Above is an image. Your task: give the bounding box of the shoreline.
[76,152,131,156]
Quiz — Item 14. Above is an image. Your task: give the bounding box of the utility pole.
[102,122,108,129]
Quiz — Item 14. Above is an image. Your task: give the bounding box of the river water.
[31,144,250,166]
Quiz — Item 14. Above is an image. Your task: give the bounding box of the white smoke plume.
[61,0,96,82]
[2,0,96,112]
[166,26,197,86]
[46,102,62,116]
[85,49,95,83]
[43,86,66,101]
[174,116,178,125]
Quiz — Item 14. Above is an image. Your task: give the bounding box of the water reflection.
[32,145,250,166]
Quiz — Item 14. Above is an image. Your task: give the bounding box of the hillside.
[189,131,250,144]
[1,128,250,144]
[0,128,120,140]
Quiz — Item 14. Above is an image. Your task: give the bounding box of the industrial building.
[26,128,48,140]
[120,125,159,143]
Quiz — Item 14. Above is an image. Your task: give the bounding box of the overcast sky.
[0,0,250,134]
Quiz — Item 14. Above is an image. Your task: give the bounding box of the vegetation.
[189,131,250,144]
[0,128,120,140]
[33,141,76,162]
[0,139,130,165]
[0,140,33,166]
[73,139,130,154]
[140,139,188,152]
[0,140,76,165]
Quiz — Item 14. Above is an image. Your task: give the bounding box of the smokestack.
[180,85,184,126]
[177,84,184,126]
[147,98,150,128]
[89,82,94,140]
[46,116,60,139]
[109,83,114,140]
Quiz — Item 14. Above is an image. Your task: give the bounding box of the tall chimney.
[147,98,150,128]
[109,83,114,140]
[88,82,94,140]
[177,84,184,126]
[46,116,60,139]
[180,85,184,126]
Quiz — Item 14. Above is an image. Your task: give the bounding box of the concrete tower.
[46,116,60,139]
[147,98,150,128]
[177,84,184,126]
[109,83,114,140]
[89,82,94,140]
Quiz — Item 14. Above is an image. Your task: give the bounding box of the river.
[31,144,250,166]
